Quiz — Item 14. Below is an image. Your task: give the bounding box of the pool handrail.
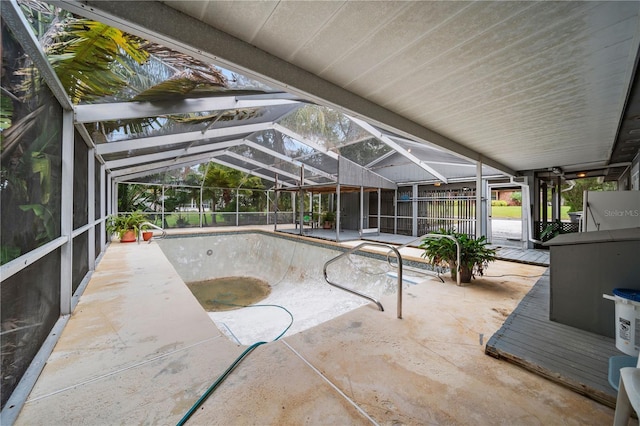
[139,222,167,243]
[386,233,461,287]
[323,242,403,319]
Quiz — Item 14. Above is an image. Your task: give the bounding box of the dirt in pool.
[186,276,271,311]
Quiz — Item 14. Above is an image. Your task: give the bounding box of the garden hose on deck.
[176,302,293,426]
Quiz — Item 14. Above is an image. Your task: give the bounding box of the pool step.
[386,271,426,285]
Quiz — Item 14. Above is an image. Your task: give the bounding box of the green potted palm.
[419,229,496,283]
[322,211,335,229]
[106,211,148,243]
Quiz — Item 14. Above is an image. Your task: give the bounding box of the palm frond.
[168,108,263,125]
[45,18,148,103]
[141,42,226,84]
[132,69,227,102]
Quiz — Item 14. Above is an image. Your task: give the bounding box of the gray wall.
[548,229,640,338]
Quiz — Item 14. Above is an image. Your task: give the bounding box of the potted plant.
[419,229,496,284]
[322,211,335,229]
[141,227,153,241]
[106,211,148,243]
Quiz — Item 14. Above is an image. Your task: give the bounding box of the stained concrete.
[14,228,617,425]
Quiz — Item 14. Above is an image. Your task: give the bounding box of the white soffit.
[161,1,640,172]
[55,0,640,175]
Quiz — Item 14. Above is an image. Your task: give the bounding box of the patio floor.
[13,227,617,425]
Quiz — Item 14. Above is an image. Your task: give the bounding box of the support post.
[292,192,296,225]
[88,148,96,270]
[236,189,240,226]
[520,174,534,249]
[476,161,483,238]
[113,182,118,215]
[99,164,106,252]
[266,190,270,225]
[378,188,381,232]
[412,184,418,237]
[274,175,279,231]
[360,186,364,234]
[299,166,305,235]
[161,185,165,228]
[541,180,548,225]
[551,178,558,222]
[394,188,398,234]
[336,184,341,242]
[60,110,74,314]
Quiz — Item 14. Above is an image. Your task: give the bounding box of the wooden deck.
[492,246,550,266]
[486,271,622,407]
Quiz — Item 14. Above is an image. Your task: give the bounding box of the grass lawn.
[492,205,571,220]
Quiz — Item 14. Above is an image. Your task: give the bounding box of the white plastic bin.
[604,289,640,356]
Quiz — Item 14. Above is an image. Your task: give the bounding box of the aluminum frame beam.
[96,122,271,155]
[349,116,449,183]
[113,153,224,182]
[209,159,294,186]
[223,151,315,185]
[110,151,226,177]
[365,150,396,168]
[272,123,339,160]
[105,139,242,169]
[243,141,335,180]
[75,96,300,123]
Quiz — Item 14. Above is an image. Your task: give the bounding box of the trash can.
[606,289,640,356]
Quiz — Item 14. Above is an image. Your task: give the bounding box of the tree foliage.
[562,177,616,212]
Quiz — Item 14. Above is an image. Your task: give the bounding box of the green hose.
[176,303,293,426]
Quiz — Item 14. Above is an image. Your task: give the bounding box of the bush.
[510,192,522,206]
[491,200,508,207]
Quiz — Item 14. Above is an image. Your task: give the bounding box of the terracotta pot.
[120,229,137,243]
[142,231,153,241]
[450,262,473,283]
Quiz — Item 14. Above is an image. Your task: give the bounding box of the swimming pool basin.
[158,231,398,344]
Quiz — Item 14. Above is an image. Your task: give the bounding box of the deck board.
[492,246,550,266]
[486,272,622,407]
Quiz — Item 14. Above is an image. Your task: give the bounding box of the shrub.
[510,192,522,206]
[491,200,508,207]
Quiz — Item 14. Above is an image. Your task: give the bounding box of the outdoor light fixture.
[551,167,563,175]
[434,182,441,186]
[577,172,587,178]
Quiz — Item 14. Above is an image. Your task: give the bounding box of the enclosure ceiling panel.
[392,139,475,166]
[228,145,300,176]
[105,141,238,170]
[372,161,437,183]
[152,1,640,173]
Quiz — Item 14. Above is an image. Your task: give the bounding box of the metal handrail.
[323,242,403,319]
[386,233,461,286]
[139,222,166,243]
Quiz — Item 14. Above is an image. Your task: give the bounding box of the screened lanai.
[3,0,640,423]
[0,1,509,414]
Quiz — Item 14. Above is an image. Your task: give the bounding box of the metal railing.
[387,233,461,286]
[323,242,403,319]
[139,222,166,243]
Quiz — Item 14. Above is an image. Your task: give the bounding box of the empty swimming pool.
[158,231,398,344]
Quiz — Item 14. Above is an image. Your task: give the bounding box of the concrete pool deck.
[14,227,618,425]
